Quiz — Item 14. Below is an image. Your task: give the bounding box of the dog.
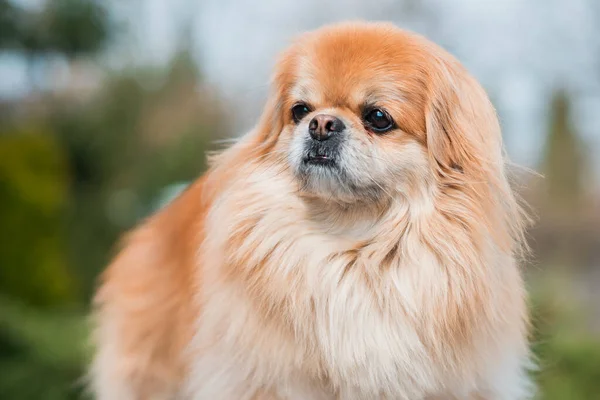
[91,21,532,399]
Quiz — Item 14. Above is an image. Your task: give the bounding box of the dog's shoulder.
[91,177,207,398]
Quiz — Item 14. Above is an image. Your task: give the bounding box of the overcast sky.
[3,0,600,178]
[125,0,600,173]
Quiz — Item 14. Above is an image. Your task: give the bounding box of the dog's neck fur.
[188,151,530,399]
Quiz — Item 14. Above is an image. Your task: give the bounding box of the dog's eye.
[363,108,394,133]
[291,103,311,123]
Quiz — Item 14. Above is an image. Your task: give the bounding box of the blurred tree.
[532,90,595,268]
[0,0,114,304]
[541,90,587,217]
[0,0,110,88]
[51,49,227,299]
[0,0,21,47]
[0,0,110,55]
[0,2,228,399]
[44,0,110,58]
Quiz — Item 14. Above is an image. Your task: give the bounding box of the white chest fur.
[186,166,531,400]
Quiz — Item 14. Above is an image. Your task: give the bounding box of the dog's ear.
[424,59,529,252]
[254,50,296,146]
[255,88,285,144]
[425,60,503,180]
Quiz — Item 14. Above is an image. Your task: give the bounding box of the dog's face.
[260,23,502,207]
[279,26,432,204]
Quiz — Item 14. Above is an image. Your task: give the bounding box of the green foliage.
[0,129,77,307]
[531,283,600,399]
[536,337,600,400]
[0,297,88,400]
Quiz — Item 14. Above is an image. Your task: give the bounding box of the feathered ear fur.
[425,58,503,181]
[254,48,297,146]
[424,56,528,254]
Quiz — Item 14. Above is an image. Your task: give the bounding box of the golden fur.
[91,22,531,399]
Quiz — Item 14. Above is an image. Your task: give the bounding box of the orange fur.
[91,22,531,400]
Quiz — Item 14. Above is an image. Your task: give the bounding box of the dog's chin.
[296,157,385,205]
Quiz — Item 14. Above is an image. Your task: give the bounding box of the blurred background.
[0,0,599,399]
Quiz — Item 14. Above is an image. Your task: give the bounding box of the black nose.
[308,114,345,141]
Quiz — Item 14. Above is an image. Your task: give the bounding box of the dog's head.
[255,22,507,211]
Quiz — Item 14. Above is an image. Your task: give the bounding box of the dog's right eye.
[291,103,311,123]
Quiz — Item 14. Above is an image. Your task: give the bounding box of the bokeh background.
[1,0,599,399]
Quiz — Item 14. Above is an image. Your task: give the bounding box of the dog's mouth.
[305,155,335,166]
[303,147,337,167]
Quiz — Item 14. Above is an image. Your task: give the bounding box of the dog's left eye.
[363,108,394,133]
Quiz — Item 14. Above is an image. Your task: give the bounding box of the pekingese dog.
[91,22,532,400]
